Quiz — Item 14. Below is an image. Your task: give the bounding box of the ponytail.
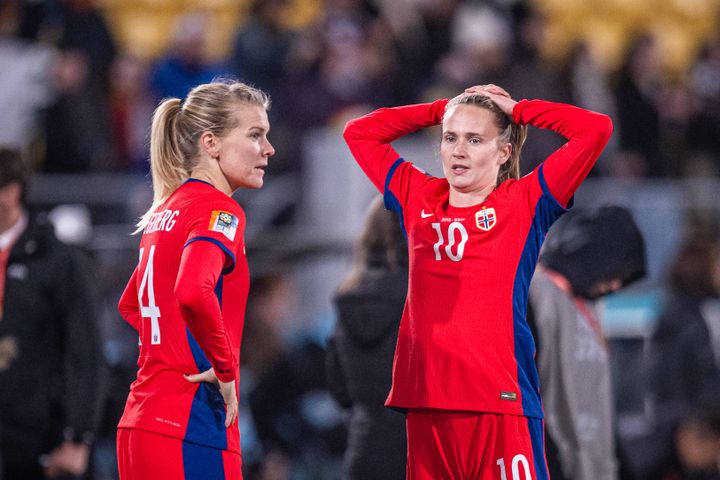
[135,98,189,232]
[497,123,527,184]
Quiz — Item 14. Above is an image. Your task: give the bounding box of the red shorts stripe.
[406,410,548,480]
[117,428,242,480]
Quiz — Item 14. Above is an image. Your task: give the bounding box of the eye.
[468,137,481,145]
[443,134,456,143]
[250,132,261,140]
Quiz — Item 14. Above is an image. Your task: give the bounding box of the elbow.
[597,113,614,143]
[174,284,203,315]
[343,118,361,143]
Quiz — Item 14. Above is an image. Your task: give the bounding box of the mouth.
[254,164,267,174]
[450,163,469,175]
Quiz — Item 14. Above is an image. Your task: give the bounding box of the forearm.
[514,100,613,205]
[344,99,448,191]
[175,241,237,382]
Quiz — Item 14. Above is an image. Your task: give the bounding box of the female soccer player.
[343,84,613,479]
[116,80,274,479]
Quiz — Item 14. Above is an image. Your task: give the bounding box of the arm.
[174,240,237,383]
[343,99,449,192]
[50,247,103,477]
[513,100,613,207]
[118,267,141,331]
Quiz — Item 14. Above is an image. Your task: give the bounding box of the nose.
[264,139,275,157]
[452,140,467,157]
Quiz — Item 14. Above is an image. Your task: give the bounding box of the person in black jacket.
[0,149,103,479]
[327,196,408,480]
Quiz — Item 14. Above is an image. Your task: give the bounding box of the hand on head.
[461,84,518,117]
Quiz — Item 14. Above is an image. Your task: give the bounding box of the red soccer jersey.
[344,99,612,418]
[117,179,249,453]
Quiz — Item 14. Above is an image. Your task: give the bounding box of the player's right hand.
[218,378,238,428]
[184,368,238,428]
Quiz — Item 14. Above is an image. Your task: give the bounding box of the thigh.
[489,415,549,480]
[405,411,549,480]
[117,428,242,480]
[117,428,185,480]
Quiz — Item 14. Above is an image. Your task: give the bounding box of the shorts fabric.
[406,410,548,480]
[117,428,242,480]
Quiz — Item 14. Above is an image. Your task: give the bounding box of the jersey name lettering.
[144,209,180,234]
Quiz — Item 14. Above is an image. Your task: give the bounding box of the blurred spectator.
[528,206,646,480]
[643,233,720,476]
[687,36,720,171]
[326,196,408,480]
[108,53,153,173]
[149,12,224,101]
[36,0,118,172]
[503,2,566,174]
[41,48,114,172]
[559,42,619,174]
[426,3,512,98]
[373,0,458,103]
[229,0,294,97]
[655,404,720,480]
[613,34,667,177]
[243,272,345,479]
[0,0,57,156]
[0,149,104,479]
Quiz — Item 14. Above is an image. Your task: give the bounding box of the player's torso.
[403,182,534,337]
[121,183,248,450]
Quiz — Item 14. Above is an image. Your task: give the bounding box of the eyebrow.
[443,130,483,137]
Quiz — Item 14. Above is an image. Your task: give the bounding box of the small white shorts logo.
[500,391,517,401]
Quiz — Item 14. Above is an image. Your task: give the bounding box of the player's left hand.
[41,441,90,478]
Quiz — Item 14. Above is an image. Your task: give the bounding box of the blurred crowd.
[1,0,719,179]
[2,0,720,479]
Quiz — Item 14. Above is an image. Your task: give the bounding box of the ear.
[200,131,220,159]
[497,142,512,165]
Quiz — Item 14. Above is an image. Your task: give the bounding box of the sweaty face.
[440,104,510,195]
[216,104,275,191]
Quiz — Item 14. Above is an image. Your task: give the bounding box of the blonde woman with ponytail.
[343,84,613,479]
[117,80,274,480]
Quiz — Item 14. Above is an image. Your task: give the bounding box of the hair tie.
[178,97,185,109]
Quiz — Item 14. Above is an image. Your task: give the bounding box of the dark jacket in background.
[0,214,103,472]
[327,266,408,480]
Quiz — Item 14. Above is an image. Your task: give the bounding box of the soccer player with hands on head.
[344,83,613,479]
[117,80,274,480]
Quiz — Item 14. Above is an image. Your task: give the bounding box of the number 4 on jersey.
[138,245,161,345]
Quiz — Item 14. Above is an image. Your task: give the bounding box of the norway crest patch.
[475,207,496,231]
[209,210,238,241]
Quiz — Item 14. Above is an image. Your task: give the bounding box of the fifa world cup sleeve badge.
[208,210,239,241]
[475,207,497,231]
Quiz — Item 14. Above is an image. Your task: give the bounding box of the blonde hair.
[136,80,270,232]
[444,94,528,184]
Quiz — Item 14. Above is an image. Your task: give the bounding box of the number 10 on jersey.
[138,245,161,345]
[431,222,469,262]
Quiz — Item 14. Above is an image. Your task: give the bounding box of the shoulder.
[180,184,244,221]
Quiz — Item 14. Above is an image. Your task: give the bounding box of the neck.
[190,161,232,196]
[449,183,496,208]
